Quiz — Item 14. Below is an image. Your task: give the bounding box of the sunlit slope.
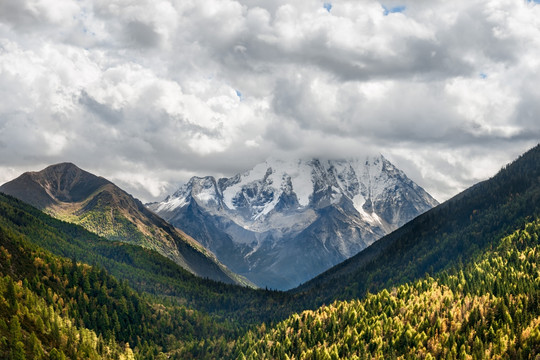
[232,219,540,359]
[0,162,251,286]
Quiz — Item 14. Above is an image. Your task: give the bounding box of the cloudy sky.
[0,0,539,203]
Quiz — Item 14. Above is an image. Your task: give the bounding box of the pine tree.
[28,332,44,360]
[9,316,25,360]
[49,348,67,360]
[6,278,17,312]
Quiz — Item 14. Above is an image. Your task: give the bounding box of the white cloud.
[0,0,539,203]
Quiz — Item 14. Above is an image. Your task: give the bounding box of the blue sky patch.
[479,73,487,79]
[383,5,406,16]
[323,3,332,12]
[236,90,243,99]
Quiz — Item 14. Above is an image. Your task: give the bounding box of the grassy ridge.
[0,163,250,286]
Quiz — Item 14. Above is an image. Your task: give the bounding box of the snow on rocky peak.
[222,159,314,210]
[149,154,439,290]
[155,155,432,226]
[156,176,222,212]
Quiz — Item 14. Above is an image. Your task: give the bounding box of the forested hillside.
[0,274,134,360]
[0,193,294,324]
[229,219,540,359]
[0,218,243,359]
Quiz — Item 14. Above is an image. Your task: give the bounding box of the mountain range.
[149,155,438,289]
[0,162,250,286]
[0,144,538,359]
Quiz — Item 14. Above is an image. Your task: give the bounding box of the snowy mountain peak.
[157,154,427,224]
[157,176,222,212]
[189,176,222,207]
[149,155,438,289]
[221,158,314,219]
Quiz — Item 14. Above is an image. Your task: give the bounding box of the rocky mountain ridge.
[149,155,438,289]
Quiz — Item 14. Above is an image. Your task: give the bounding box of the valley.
[0,144,538,359]
[1,1,538,358]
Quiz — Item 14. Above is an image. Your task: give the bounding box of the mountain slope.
[0,163,250,286]
[150,156,438,289]
[0,261,136,359]
[230,219,540,359]
[0,192,296,324]
[294,144,540,305]
[0,198,245,359]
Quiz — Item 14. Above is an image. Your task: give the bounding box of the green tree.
[9,316,25,360]
[49,348,66,360]
[6,278,17,312]
[28,331,44,359]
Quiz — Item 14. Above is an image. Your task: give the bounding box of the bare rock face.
[149,156,439,290]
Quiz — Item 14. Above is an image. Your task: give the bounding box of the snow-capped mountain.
[148,155,439,290]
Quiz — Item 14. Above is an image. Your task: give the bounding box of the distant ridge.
[0,163,252,287]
